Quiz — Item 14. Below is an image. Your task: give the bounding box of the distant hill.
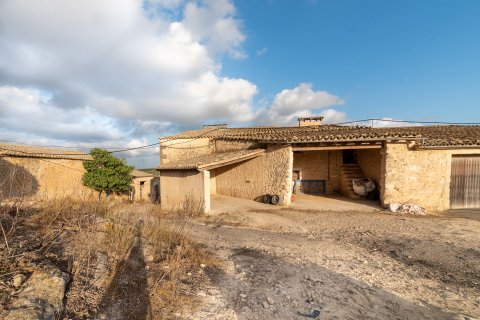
[137,168,160,176]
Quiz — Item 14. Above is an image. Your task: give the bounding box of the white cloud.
[254,83,345,126]
[0,86,124,142]
[0,1,350,167]
[320,109,348,124]
[183,0,246,58]
[0,0,254,121]
[369,118,422,127]
[0,0,256,166]
[271,83,344,116]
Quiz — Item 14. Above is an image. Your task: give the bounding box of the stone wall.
[292,150,342,194]
[210,169,217,195]
[215,145,293,205]
[160,138,260,165]
[160,138,213,165]
[356,149,382,184]
[382,143,480,211]
[160,170,210,212]
[0,156,95,202]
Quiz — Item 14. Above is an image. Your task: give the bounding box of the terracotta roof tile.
[158,149,265,170]
[160,125,480,147]
[0,143,92,160]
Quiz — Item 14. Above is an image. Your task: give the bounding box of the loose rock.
[6,261,70,320]
[12,274,26,289]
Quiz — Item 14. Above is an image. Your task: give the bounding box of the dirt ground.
[3,197,478,319]
[183,195,480,320]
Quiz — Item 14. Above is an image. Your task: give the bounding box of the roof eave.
[156,149,265,171]
[416,145,480,150]
[197,150,265,171]
[263,137,424,144]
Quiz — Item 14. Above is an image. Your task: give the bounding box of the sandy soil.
[184,196,480,320]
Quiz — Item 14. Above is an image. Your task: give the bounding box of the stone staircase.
[340,164,365,199]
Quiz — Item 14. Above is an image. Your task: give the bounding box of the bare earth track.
[184,200,480,320]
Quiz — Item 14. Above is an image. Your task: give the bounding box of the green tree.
[83,148,133,199]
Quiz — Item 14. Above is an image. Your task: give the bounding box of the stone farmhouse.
[157,117,480,213]
[130,169,160,202]
[0,143,94,202]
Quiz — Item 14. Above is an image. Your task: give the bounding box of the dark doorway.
[343,150,357,164]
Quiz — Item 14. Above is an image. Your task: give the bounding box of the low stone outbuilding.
[130,169,159,202]
[0,143,95,202]
[157,119,480,213]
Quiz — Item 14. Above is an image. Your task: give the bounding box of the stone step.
[344,175,363,178]
[345,175,364,182]
[342,171,363,175]
[340,164,365,200]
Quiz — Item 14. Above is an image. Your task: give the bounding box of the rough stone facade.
[159,133,480,213]
[356,149,383,185]
[160,138,260,166]
[382,143,480,211]
[214,145,293,205]
[160,138,213,165]
[0,156,94,202]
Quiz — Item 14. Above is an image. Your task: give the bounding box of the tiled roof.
[160,125,480,147]
[131,169,154,178]
[158,149,265,170]
[0,143,93,160]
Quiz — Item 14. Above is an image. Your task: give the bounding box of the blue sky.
[226,0,480,122]
[0,0,479,168]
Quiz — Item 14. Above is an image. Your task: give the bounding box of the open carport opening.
[292,146,383,203]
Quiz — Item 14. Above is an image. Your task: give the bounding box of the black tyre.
[270,195,280,205]
[262,194,271,204]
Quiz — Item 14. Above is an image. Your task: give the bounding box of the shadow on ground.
[98,222,151,320]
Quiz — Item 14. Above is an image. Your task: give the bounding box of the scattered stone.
[93,251,109,289]
[267,297,275,305]
[6,261,70,320]
[12,274,26,289]
[200,263,207,268]
[262,301,270,309]
[240,293,247,298]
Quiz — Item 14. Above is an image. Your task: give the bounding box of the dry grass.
[181,193,206,217]
[1,196,221,319]
[108,204,221,319]
[0,197,109,318]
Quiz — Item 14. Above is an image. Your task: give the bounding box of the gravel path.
[186,207,480,320]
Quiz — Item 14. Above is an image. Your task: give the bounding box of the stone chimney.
[298,116,324,127]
